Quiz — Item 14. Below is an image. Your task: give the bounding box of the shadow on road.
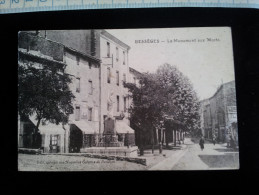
[198,153,239,168]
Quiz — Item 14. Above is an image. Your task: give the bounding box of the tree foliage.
[156,64,200,132]
[18,59,75,130]
[125,63,200,143]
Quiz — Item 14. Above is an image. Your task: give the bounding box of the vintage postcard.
[18,27,239,171]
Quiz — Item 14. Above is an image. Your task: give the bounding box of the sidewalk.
[146,143,188,170]
[172,138,239,170]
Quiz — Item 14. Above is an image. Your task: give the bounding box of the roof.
[64,46,101,64]
[200,80,236,102]
[19,32,101,64]
[209,80,235,100]
[129,67,143,78]
[115,121,135,134]
[18,48,66,67]
[101,30,131,50]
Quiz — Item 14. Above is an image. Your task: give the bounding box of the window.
[76,56,80,65]
[123,73,126,84]
[117,96,120,112]
[116,71,119,86]
[89,62,92,69]
[88,108,92,121]
[123,51,125,65]
[88,80,93,95]
[116,47,119,61]
[107,68,111,83]
[75,106,80,121]
[107,42,110,57]
[124,97,127,112]
[50,135,58,146]
[76,78,80,93]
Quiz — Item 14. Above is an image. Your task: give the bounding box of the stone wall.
[18,32,64,62]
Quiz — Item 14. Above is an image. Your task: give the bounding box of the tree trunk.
[174,130,177,147]
[158,129,161,143]
[165,129,169,148]
[183,131,185,144]
[32,118,41,148]
[139,130,144,156]
[162,129,165,146]
[36,118,41,132]
[151,128,154,154]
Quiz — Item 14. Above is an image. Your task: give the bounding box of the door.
[50,135,59,153]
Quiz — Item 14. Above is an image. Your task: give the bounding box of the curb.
[41,152,147,166]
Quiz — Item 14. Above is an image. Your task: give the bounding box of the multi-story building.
[99,31,132,135]
[200,81,238,143]
[18,31,69,153]
[18,30,136,153]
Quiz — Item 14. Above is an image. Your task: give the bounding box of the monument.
[97,91,123,147]
[80,91,137,156]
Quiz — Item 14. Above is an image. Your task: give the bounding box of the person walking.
[230,136,236,150]
[212,134,216,145]
[199,136,205,151]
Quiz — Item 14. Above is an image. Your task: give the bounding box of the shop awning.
[72,120,96,134]
[115,121,135,134]
[29,115,65,134]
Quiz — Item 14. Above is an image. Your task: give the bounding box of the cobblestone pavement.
[172,138,239,170]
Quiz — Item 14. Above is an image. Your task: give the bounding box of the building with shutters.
[18,30,136,153]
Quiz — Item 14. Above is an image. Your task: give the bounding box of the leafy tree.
[18,56,75,131]
[125,63,201,151]
[124,73,164,154]
[156,64,201,134]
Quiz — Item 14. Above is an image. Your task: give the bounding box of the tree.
[18,55,75,132]
[125,64,201,151]
[124,73,164,154]
[156,64,201,134]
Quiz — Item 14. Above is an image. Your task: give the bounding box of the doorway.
[69,124,83,153]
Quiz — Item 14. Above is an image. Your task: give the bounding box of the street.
[18,137,239,171]
[171,138,239,170]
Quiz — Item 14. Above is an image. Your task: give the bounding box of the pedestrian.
[199,136,205,151]
[230,136,236,149]
[212,134,216,145]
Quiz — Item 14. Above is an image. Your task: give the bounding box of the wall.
[64,48,100,132]
[200,81,237,142]
[99,33,130,133]
[40,30,101,59]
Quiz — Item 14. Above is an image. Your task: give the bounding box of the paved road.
[172,138,239,170]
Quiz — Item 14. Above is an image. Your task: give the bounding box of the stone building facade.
[18,32,68,153]
[200,81,238,144]
[18,30,136,153]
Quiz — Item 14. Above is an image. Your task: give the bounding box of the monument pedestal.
[96,134,124,147]
[96,117,124,147]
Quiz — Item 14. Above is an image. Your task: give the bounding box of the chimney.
[90,30,96,56]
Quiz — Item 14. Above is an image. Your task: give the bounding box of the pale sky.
[107,27,235,100]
